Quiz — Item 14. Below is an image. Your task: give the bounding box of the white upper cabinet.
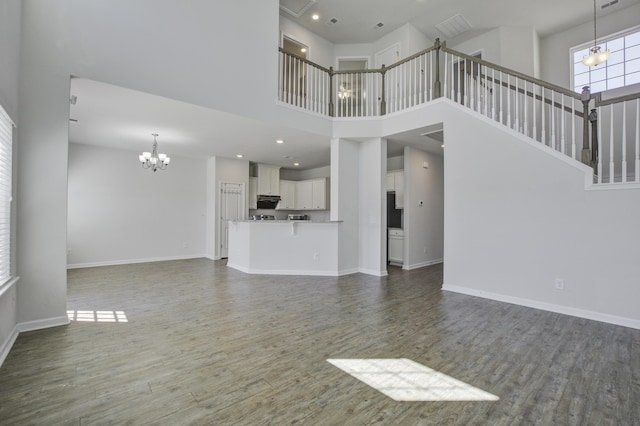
[277,180,296,210]
[294,178,328,210]
[256,164,280,195]
[295,180,313,210]
[387,170,404,209]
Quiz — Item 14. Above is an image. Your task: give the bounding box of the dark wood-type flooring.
[1,259,638,425]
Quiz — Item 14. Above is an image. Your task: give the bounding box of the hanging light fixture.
[139,133,171,172]
[582,0,610,67]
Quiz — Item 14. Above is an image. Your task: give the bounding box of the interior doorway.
[219,182,245,259]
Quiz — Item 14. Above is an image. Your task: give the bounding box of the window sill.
[0,276,19,298]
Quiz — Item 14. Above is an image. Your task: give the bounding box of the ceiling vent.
[600,0,619,9]
[420,130,444,142]
[435,14,472,39]
[326,17,339,26]
[280,0,316,18]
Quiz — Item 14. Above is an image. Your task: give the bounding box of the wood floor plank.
[0,259,638,424]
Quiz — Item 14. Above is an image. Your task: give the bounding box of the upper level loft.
[277,38,640,186]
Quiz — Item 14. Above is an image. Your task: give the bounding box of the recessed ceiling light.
[294,162,300,166]
[301,48,307,53]
[312,13,319,20]
[236,154,244,158]
[276,139,284,144]
[441,144,445,148]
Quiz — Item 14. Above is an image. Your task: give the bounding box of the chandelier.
[139,133,171,172]
[582,0,610,67]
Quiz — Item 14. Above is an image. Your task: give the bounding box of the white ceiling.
[69,78,332,170]
[70,0,639,170]
[282,0,639,44]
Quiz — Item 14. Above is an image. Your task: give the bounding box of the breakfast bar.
[227,220,341,276]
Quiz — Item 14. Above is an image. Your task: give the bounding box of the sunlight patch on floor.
[327,358,499,402]
[67,310,128,323]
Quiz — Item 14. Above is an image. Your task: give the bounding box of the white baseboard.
[227,263,342,277]
[17,315,70,333]
[403,258,443,270]
[67,254,208,269]
[359,268,388,277]
[0,326,19,367]
[442,284,640,330]
[1,315,70,367]
[338,268,360,276]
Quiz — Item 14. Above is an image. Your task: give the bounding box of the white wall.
[373,23,432,62]
[540,3,640,89]
[441,102,640,329]
[279,15,335,68]
[16,0,279,327]
[0,0,21,365]
[358,138,387,276]
[331,138,360,274]
[387,155,404,171]
[403,146,444,269]
[67,143,207,267]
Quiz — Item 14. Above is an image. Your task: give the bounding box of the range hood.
[256,194,281,209]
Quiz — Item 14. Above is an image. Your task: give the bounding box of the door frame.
[217,181,246,259]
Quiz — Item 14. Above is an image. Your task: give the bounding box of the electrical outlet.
[423,247,427,253]
[67,249,72,255]
[313,253,319,260]
[554,278,565,290]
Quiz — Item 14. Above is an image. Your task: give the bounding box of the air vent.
[326,17,339,26]
[420,130,444,142]
[435,14,472,39]
[280,0,316,18]
[601,0,619,9]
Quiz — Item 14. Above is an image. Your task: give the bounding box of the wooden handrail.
[278,47,332,74]
[595,91,640,106]
[440,45,583,101]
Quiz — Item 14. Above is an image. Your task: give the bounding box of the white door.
[220,182,245,258]
[375,43,400,69]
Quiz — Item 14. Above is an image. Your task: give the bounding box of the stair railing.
[439,43,587,164]
[591,92,640,183]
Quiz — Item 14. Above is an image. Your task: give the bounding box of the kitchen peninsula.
[227,220,342,276]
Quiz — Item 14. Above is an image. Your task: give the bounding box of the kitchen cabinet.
[277,180,296,210]
[295,180,313,210]
[249,177,257,209]
[256,164,280,195]
[387,170,404,209]
[388,228,404,265]
[311,178,327,210]
[294,178,328,210]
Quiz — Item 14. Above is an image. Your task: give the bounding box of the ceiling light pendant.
[582,0,610,67]
[139,133,171,172]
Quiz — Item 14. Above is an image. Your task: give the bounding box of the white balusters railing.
[382,48,438,115]
[440,47,587,165]
[278,49,331,115]
[594,94,640,183]
[333,71,382,117]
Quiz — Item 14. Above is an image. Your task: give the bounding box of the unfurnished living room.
[1,0,639,424]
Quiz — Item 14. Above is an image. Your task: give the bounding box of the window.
[0,104,13,286]
[572,27,640,93]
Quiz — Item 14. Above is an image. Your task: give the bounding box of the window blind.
[0,104,13,286]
